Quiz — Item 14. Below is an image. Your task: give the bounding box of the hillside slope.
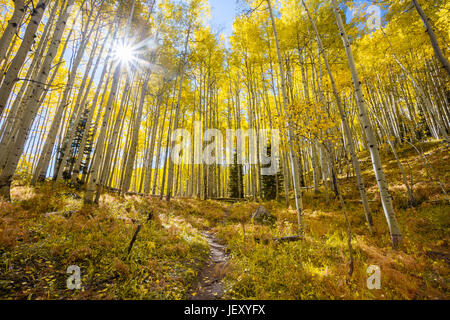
[0,142,448,299]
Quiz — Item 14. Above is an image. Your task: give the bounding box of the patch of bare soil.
[188,231,229,300]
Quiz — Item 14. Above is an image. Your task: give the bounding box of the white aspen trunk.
[268,62,290,205]
[266,0,304,235]
[411,0,450,77]
[160,96,176,199]
[0,0,48,116]
[32,13,100,185]
[121,70,151,194]
[118,96,137,191]
[70,31,116,185]
[0,2,75,171]
[381,28,449,144]
[1,3,64,161]
[0,0,26,74]
[236,93,243,199]
[301,0,374,232]
[166,26,191,201]
[53,17,101,181]
[370,108,417,206]
[94,73,134,201]
[143,88,162,195]
[0,0,75,201]
[320,145,329,204]
[0,0,60,163]
[84,0,135,203]
[331,0,402,247]
[84,63,122,204]
[152,93,171,196]
[311,140,320,193]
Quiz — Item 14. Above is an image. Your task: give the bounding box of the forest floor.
[0,141,448,299]
[187,230,229,300]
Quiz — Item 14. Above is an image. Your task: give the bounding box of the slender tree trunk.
[166,26,191,201]
[32,10,101,185]
[0,0,74,201]
[121,70,151,194]
[411,0,450,77]
[0,0,26,77]
[70,36,113,185]
[0,0,48,116]
[0,0,61,165]
[266,0,304,235]
[301,0,374,233]
[84,61,123,204]
[331,0,402,247]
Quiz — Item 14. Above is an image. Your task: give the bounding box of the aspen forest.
[0,0,449,301]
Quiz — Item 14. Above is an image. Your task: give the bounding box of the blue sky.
[208,0,238,37]
[206,0,383,36]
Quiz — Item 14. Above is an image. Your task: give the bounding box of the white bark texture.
[0,0,75,200]
[0,0,48,116]
[331,0,402,247]
[0,0,26,76]
[301,0,373,233]
[266,0,304,235]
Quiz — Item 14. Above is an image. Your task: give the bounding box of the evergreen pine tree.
[261,143,283,200]
[229,151,244,198]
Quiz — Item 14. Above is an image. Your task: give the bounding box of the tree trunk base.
[0,180,11,202]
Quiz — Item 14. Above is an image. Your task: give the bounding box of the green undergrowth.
[214,201,448,299]
[211,142,449,299]
[0,186,208,299]
[0,141,448,300]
